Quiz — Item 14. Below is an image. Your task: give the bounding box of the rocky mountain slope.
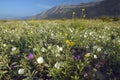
[28,0,120,19]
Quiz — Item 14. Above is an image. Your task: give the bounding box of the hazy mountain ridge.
[28,0,120,19]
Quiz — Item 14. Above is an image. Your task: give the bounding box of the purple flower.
[84,72,88,78]
[73,55,80,60]
[13,65,17,69]
[28,53,34,60]
[99,61,104,65]
[95,64,99,68]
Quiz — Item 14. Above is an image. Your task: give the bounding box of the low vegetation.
[0,19,120,80]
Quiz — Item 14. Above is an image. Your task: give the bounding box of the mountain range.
[28,0,120,19]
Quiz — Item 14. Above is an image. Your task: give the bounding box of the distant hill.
[28,0,120,19]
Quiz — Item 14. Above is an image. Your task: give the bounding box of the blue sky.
[0,0,95,19]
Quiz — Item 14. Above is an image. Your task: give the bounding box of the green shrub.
[112,16,120,21]
[100,16,111,22]
[0,19,9,23]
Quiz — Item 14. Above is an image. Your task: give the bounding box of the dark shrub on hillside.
[112,16,120,21]
[0,19,9,23]
[100,16,111,22]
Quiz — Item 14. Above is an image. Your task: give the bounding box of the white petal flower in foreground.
[54,62,63,69]
[41,47,45,52]
[97,47,102,52]
[18,68,24,74]
[59,47,63,51]
[33,48,37,51]
[57,45,63,52]
[93,46,98,50]
[12,47,17,51]
[55,53,60,57]
[48,45,52,50]
[3,44,7,47]
[94,55,97,59]
[37,57,44,64]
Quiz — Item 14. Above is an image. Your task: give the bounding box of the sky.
[0,0,95,19]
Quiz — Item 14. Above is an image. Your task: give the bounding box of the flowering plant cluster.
[0,19,120,80]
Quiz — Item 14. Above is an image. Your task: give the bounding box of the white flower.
[118,40,120,43]
[18,36,20,39]
[51,33,54,36]
[55,54,60,57]
[59,47,63,51]
[89,32,93,35]
[81,63,84,66]
[37,57,44,64]
[41,47,45,52]
[54,62,63,69]
[80,35,82,37]
[11,40,14,42]
[94,55,97,59]
[104,51,108,54]
[93,68,97,72]
[51,33,54,38]
[69,28,73,32]
[86,45,90,49]
[18,68,24,74]
[84,34,87,38]
[48,45,52,50]
[3,44,7,47]
[97,48,101,52]
[12,47,17,51]
[33,48,37,51]
[57,45,63,52]
[93,46,98,50]
[107,38,110,41]
[56,45,59,49]
[101,36,105,39]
